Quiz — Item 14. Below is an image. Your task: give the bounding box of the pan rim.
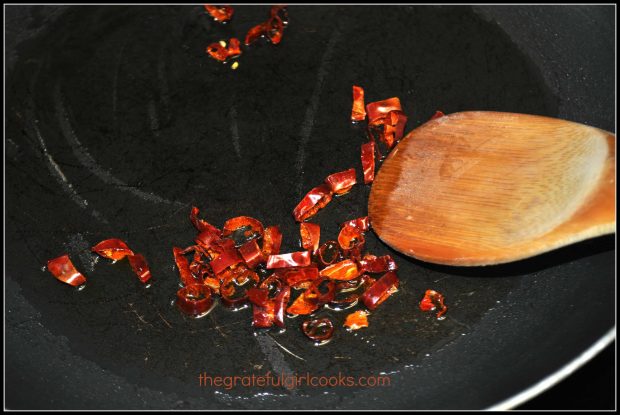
[487,327,616,410]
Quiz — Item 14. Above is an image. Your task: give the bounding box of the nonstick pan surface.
[5,5,615,409]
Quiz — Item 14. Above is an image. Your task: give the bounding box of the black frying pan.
[5,5,615,410]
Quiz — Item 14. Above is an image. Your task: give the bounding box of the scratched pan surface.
[5,5,615,410]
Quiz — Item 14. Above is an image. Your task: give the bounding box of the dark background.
[5,5,615,410]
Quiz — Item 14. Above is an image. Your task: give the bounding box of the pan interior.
[6,5,611,409]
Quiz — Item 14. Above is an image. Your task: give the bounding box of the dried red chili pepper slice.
[302,318,334,344]
[270,5,288,24]
[286,290,319,315]
[258,273,283,292]
[300,222,320,253]
[344,310,369,330]
[127,254,152,284]
[358,254,398,274]
[351,85,366,122]
[272,286,291,327]
[176,284,214,317]
[219,266,258,307]
[266,15,284,44]
[319,259,360,281]
[337,224,365,260]
[204,276,220,292]
[206,42,229,62]
[252,300,276,328]
[248,287,270,307]
[190,206,222,236]
[262,225,282,256]
[47,254,87,287]
[173,247,202,286]
[306,278,336,304]
[91,239,134,261]
[249,283,290,328]
[204,5,234,22]
[195,229,220,251]
[430,110,445,120]
[293,183,333,222]
[209,239,243,275]
[366,97,402,126]
[226,38,242,57]
[238,239,266,269]
[266,251,311,269]
[381,110,408,149]
[360,141,376,184]
[360,271,399,310]
[284,266,319,287]
[324,168,357,195]
[328,278,366,310]
[245,22,268,45]
[341,216,370,232]
[419,289,448,319]
[315,240,342,267]
[222,216,264,240]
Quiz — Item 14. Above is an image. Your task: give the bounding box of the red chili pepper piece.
[360,141,376,184]
[204,5,234,22]
[219,265,258,307]
[351,85,366,122]
[344,310,369,330]
[328,279,364,310]
[252,300,276,328]
[382,110,408,149]
[430,110,445,120]
[293,183,333,222]
[227,38,242,57]
[204,276,220,292]
[262,225,282,256]
[324,168,357,195]
[47,254,87,287]
[284,266,319,287]
[419,289,448,319]
[245,22,268,45]
[173,247,201,286]
[190,207,222,237]
[91,239,134,261]
[366,97,402,126]
[286,291,319,315]
[302,318,334,344]
[238,239,266,269]
[315,240,342,267]
[206,42,229,62]
[266,251,311,269]
[300,222,320,253]
[337,224,365,260]
[273,286,291,327]
[248,287,270,307]
[306,278,336,304]
[266,15,284,44]
[222,216,264,239]
[360,271,399,310]
[209,239,243,275]
[358,254,398,274]
[251,282,290,328]
[127,254,152,284]
[270,5,288,24]
[341,216,370,232]
[195,229,220,251]
[319,259,360,281]
[176,284,214,317]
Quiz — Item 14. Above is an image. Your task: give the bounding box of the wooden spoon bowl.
[368,112,615,266]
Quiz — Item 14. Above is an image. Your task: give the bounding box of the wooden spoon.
[368,112,615,266]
